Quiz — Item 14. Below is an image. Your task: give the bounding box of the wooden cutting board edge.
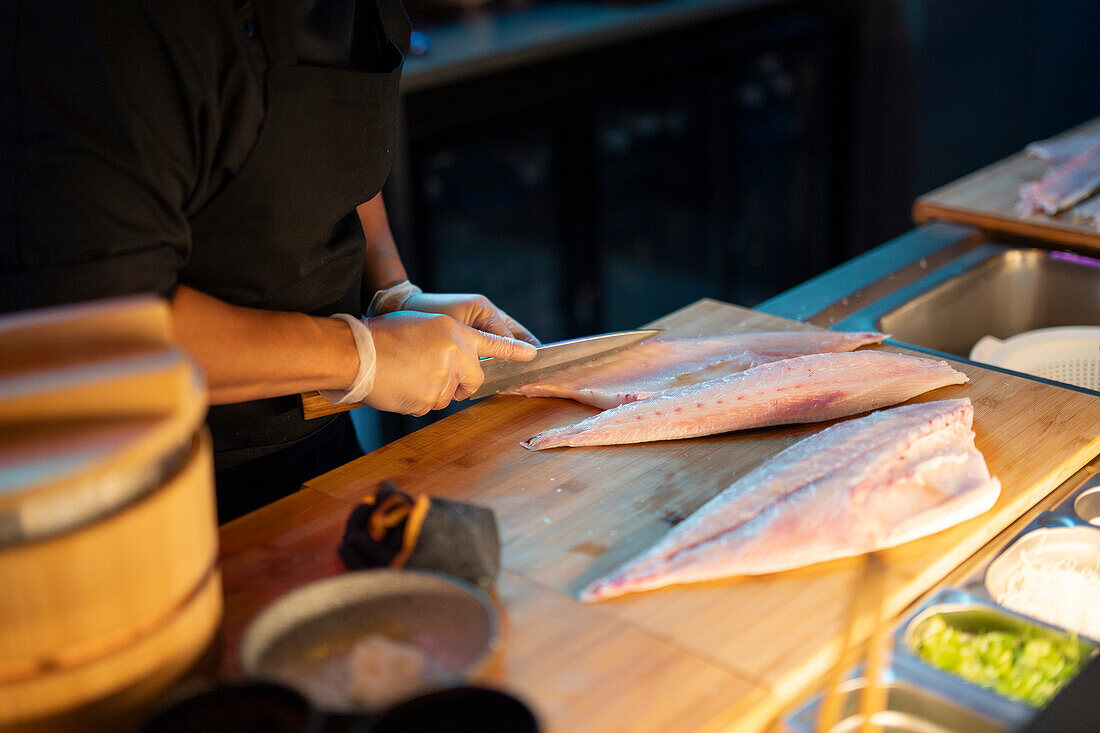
[912,116,1100,251]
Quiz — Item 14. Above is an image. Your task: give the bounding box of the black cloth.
[340,481,502,592]
[216,411,362,523]
[1,0,410,515]
[187,0,406,471]
[297,0,393,70]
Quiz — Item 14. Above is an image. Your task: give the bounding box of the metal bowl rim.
[900,596,1098,654]
[238,568,501,683]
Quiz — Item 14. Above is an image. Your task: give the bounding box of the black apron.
[181,0,409,513]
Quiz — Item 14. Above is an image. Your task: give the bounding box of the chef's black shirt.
[0,0,391,311]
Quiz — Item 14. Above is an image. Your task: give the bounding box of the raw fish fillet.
[1017,141,1100,215]
[581,398,999,602]
[521,351,967,450]
[1025,132,1100,165]
[504,331,886,409]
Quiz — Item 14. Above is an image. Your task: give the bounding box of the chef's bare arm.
[171,286,361,405]
[358,193,408,293]
[171,285,535,412]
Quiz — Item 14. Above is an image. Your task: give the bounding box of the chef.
[0,0,539,521]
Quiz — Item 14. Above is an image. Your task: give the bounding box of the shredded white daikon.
[993,545,1100,641]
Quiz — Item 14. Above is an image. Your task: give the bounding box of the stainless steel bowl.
[1072,484,1100,526]
[1047,464,1100,524]
[896,592,1096,726]
[783,672,1009,733]
[239,569,500,713]
[984,524,1100,641]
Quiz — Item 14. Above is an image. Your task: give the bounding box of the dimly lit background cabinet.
[388,1,842,342]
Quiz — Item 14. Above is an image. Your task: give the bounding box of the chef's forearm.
[170,285,360,405]
[357,193,408,293]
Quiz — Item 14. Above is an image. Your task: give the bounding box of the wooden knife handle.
[301,392,364,419]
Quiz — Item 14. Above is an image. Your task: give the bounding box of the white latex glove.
[362,311,535,416]
[367,280,423,316]
[319,314,377,405]
[368,280,540,346]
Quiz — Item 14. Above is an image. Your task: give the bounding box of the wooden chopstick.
[858,552,887,733]
[817,551,888,733]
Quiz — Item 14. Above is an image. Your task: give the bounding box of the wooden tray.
[913,117,1100,253]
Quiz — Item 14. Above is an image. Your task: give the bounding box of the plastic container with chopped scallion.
[911,614,1093,707]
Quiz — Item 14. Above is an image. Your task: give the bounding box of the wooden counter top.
[217,300,1100,732]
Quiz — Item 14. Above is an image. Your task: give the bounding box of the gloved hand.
[403,292,540,347]
[363,311,535,416]
[369,281,540,346]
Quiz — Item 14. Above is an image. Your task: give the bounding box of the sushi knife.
[300,328,663,419]
[469,328,664,401]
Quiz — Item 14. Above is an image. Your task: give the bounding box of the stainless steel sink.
[875,247,1100,358]
[759,223,1100,394]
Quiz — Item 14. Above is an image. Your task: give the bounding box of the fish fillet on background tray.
[502,330,886,409]
[581,398,1000,602]
[521,351,967,450]
[1025,131,1100,165]
[1017,140,1100,215]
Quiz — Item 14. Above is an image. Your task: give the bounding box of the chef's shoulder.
[10,1,262,119]
[9,0,265,203]
[0,0,264,312]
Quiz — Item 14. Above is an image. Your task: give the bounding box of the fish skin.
[521,351,968,451]
[503,331,887,410]
[581,398,999,602]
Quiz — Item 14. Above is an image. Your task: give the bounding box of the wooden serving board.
[913,116,1100,252]
[218,300,1100,733]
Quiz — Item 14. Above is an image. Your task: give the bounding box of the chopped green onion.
[914,616,1090,707]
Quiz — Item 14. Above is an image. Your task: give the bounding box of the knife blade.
[300,328,664,419]
[468,328,664,400]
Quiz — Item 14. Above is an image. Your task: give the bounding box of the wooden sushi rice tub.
[0,298,221,731]
[215,299,1100,732]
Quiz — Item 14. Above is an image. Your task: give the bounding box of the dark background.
[367,0,1100,440]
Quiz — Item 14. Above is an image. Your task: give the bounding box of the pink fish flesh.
[1025,132,1100,165]
[504,331,886,410]
[521,351,968,450]
[581,398,999,602]
[1018,141,1100,216]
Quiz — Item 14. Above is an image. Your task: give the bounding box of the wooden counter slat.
[221,300,1100,732]
[913,116,1100,251]
[490,573,762,733]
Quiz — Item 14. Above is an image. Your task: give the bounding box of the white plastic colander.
[970,326,1100,390]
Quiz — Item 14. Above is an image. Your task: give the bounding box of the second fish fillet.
[581,398,1000,602]
[504,330,885,409]
[521,351,968,450]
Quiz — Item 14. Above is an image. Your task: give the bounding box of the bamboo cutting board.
[224,300,1100,733]
[913,117,1100,252]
